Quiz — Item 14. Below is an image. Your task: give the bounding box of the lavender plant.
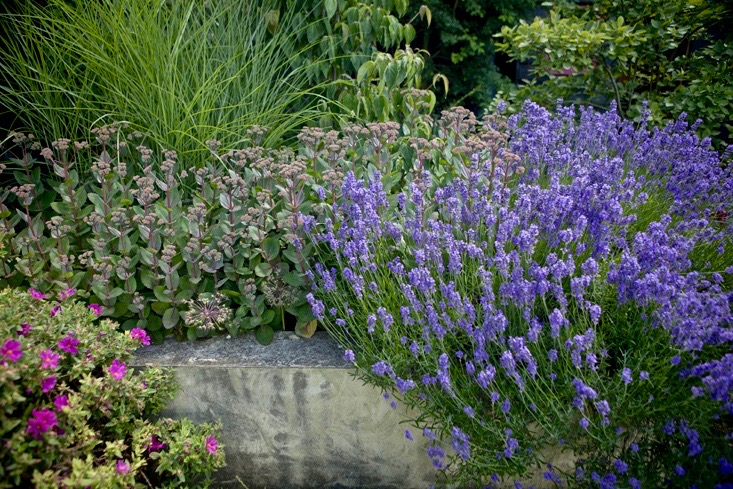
[304,101,733,486]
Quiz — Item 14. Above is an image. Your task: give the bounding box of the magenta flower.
[1,339,23,362]
[130,328,151,346]
[205,435,218,454]
[54,395,69,411]
[28,288,46,300]
[17,323,32,337]
[39,349,60,369]
[26,408,57,439]
[57,336,79,355]
[59,288,76,301]
[108,359,127,380]
[88,304,103,316]
[50,305,62,318]
[147,434,166,452]
[116,460,130,474]
[41,375,57,393]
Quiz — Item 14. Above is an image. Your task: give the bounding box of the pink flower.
[57,336,79,355]
[41,376,57,393]
[147,434,166,452]
[59,288,76,301]
[116,460,130,474]
[26,408,57,439]
[130,328,151,346]
[205,435,218,454]
[39,349,60,369]
[108,359,127,380]
[88,304,103,316]
[18,323,32,337]
[1,339,22,362]
[50,305,62,318]
[28,288,46,300]
[54,395,69,411]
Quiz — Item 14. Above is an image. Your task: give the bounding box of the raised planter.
[130,332,440,489]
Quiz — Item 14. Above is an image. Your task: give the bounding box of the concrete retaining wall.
[130,332,440,489]
[131,332,573,489]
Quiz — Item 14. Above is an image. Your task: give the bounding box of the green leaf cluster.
[494,0,733,146]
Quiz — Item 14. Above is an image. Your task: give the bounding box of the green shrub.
[0,287,225,487]
[0,0,438,166]
[494,0,733,147]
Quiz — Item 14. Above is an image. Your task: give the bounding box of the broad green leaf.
[325,0,337,20]
[255,324,274,345]
[163,307,179,329]
[261,308,276,325]
[295,319,317,339]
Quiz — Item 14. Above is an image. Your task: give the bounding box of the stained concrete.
[131,332,441,489]
[130,332,575,489]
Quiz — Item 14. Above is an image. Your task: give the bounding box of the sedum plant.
[304,101,733,486]
[0,101,487,344]
[0,287,224,488]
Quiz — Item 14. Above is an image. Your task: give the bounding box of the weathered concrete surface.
[131,332,576,489]
[131,332,440,489]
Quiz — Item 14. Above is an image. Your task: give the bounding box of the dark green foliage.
[495,0,733,146]
[404,0,539,111]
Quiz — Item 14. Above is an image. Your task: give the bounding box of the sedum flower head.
[183,293,233,331]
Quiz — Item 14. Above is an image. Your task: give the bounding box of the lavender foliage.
[305,102,733,486]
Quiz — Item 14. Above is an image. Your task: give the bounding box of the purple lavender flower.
[343,349,356,363]
[451,426,471,460]
[404,429,413,441]
[371,361,392,377]
[395,377,415,394]
[613,459,628,474]
[621,368,633,385]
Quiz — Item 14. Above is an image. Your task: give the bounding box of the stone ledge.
[130,331,351,369]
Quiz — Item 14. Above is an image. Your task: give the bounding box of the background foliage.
[404,0,539,112]
[494,0,733,146]
[0,0,430,166]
